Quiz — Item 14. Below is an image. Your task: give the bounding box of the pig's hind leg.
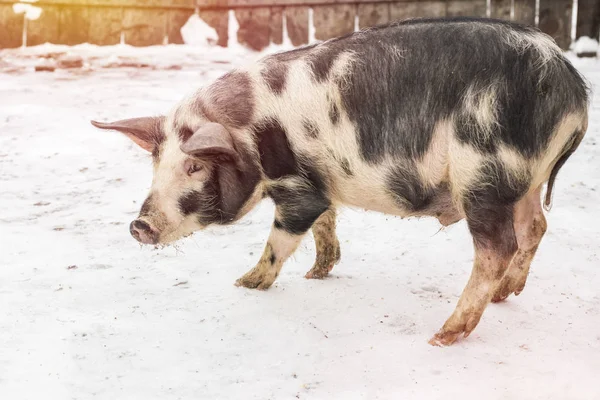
[430,161,527,346]
[305,207,341,279]
[492,186,547,302]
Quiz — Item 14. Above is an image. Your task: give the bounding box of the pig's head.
[91,116,261,245]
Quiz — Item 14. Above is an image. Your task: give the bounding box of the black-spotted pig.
[92,17,589,346]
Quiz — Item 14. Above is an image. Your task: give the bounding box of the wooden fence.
[0,0,599,50]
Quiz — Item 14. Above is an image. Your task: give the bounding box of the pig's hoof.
[428,331,463,347]
[305,245,340,279]
[304,262,335,279]
[491,295,508,303]
[491,292,511,303]
[491,277,524,303]
[234,271,276,290]
[492,270,530,303]
[429,325,475,346]
[491,277,514,303]
[513,277,528,297]
[430,312,481,346]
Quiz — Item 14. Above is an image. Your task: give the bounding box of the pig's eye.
[187,163,203,175]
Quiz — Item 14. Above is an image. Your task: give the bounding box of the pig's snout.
[130,219,158,244]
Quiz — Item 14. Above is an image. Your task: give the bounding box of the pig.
[91,17,589,346]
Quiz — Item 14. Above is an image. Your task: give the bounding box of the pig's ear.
[90,117,164,153]
[180,122,239,161]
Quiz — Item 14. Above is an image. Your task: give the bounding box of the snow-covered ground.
[1,44,599,400]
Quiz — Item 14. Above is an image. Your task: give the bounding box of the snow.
[573,36,599,55]
[0,45,599,400]
[0,42,278,74]
[309,8,317,44]
[12,3,42,21]
[227,10,243,50]
[281,9,293,48]
[180,14,218,47]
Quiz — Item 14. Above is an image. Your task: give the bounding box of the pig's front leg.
[235,177,330,290]
[234,228,304,290]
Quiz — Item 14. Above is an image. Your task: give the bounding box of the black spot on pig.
[386,163,434,212]
[329,101,340,125]
[212,148,261,224]
[204,71,255,128]
[262,62,288,95]
[332,18,588,163]
[254,118,298,179]
[303,119,320,139]
[267,161,330,235]
[464,159,530,256]
[176,143,261,226]
[178,190,203,215]
[171,108,194,143]
[340,158,353,176]
[178,126,194,143]
[308,45,343,82]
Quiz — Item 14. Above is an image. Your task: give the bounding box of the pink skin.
[129,220,159,245]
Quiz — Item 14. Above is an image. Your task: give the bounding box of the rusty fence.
[0,0,599,50]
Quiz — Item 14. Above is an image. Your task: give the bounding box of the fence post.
[271,6,284,44]
[513,0,536,24]
[491,0,512,19]
[0,4,24,48]
[446,0,488,16]
[59,5,90,45]
[285,6,309,46]
[236,8,272,50]
[89,7,123,45]
[358,3,390,29]
[198,0,229,47]
[390,1,447,21]
[168,9,195,44]
[27,5,60,46]
[313,4,355,40]
[539,0,573,49]
[122,8,168,46]
[576,0,600,39]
